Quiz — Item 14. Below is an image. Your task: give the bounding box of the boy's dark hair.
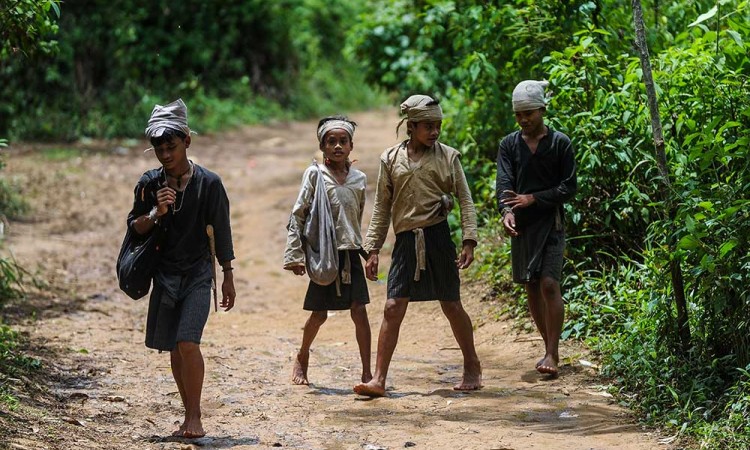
[150,128,187,147]
[317,115,357,129]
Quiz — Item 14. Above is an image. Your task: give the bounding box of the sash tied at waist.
[413,227,426,281]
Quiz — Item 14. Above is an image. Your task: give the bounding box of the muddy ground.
[1,110,676,449]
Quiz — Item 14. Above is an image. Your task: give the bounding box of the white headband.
[317,120,355,143]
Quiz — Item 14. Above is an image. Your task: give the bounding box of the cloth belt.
[413,228,426,281]
[335,251,352,297]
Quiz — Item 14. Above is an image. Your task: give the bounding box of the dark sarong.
[145,262,212,351]
[304,250,370,311]
[511,213,565,283]
[387,220,460,302]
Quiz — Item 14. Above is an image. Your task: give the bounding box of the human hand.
[456,242,475,269]
[502,190,535,210]
[285,265,306,276]
[365,253,379,281]
[221,272,236,311]
[502,212,519,237]
[156,186,176,216]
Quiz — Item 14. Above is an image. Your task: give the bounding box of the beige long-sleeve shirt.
[284,164,367,268]
[363,141,478,252]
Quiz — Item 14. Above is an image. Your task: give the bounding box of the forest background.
[1,0,749,448]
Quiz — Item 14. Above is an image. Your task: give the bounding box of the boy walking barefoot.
[496,80,577,377]
[284,116,372,386]
[127,99,236,438]
[354,95,481,397]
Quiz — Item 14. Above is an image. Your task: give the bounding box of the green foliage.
[350,0,750,444]
[0,0,385,140]
[562,257,656,342]
[695,367,750,447]
[468,222,528,321]
[0,324,41,408]
[600,327,736,430]
[0,1,52,410]
[545,9,750,444]
[0,0,60,57]
[0,178,27,221]
[550,6,749,446]
[0,254,25,306]
[468,221,514,291]
[0,143,28,220]
[545,30,658,263]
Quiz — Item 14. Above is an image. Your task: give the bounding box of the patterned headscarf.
[144,98,192,139]
[512,80,549,112]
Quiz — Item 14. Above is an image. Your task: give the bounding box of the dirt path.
[3,110,669,450]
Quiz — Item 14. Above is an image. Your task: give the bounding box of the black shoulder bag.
[116,225,165,300]
[116,175,167,300]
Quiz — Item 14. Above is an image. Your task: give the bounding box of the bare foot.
[454,361,482,391]
[292,352,309,385]
[171,422,186,437]
[353,380,386,397]
[361,371,373,384]
[536,354,559,377]
[175,417,205,439]
[536,356,545,368]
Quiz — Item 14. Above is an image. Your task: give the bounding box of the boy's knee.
[350,303,367,317]
[440,300,464,316]
[177,341,200,355]
[310,311,328,325]
[540,277,560,297]
[383,300,407,322]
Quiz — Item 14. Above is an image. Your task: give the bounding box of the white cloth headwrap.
[397,94,443,135]
[512,80,549,112]
[317,120,355,143]
[144,98,192,139]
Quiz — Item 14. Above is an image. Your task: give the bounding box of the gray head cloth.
[512,80,549,112]
[397,94,443,135]
[144,98,192,139]
[317,119,356,143]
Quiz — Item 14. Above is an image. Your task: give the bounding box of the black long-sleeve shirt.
[496,128,577,229]
[497,128,577,283]
[127,163,235,276]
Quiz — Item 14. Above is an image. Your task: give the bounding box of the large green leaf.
[688,6,718,27]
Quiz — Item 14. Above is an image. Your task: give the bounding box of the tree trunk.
[631,0,691,352]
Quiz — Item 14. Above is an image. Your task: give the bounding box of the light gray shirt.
[284,164,367,268]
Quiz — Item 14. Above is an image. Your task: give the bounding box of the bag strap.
[311,159,326,199]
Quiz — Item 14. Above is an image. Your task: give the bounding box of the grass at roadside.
[0,324,42,409]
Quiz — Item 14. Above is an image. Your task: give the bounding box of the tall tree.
[632,0,691,352]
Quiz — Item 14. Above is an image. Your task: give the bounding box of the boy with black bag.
[122,98,235,438]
